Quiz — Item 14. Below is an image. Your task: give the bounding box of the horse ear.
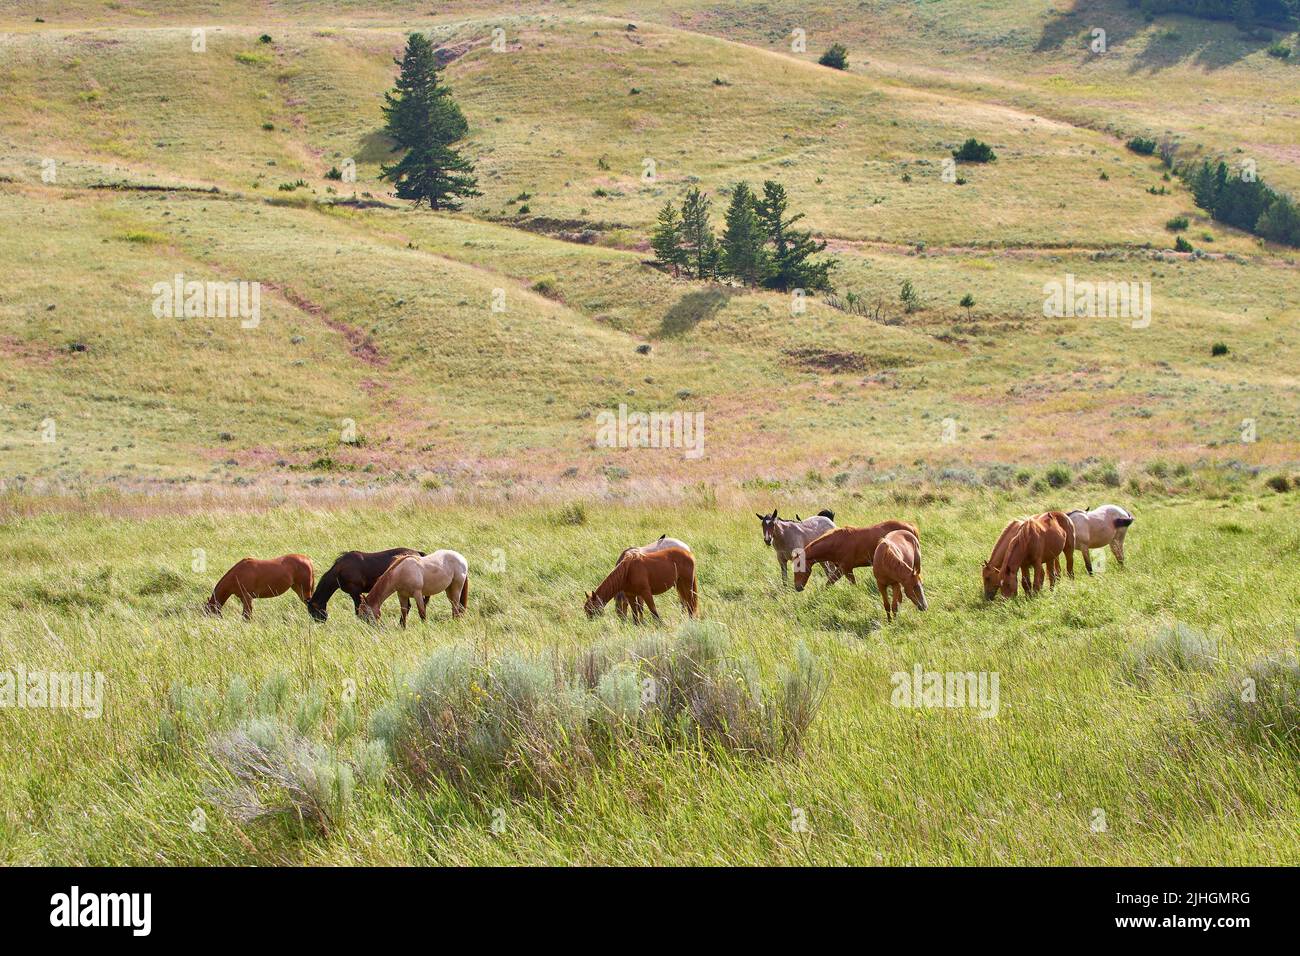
[756,513,764,520]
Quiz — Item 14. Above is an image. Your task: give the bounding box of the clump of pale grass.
[371,623,829,801]
[1196,652,1300,752]
[1124,621,1219,684]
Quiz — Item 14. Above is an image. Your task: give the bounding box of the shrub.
[1266,43,1291,58]
[818,44,849,70]
[258,34,273,44]
[1265,474,1291,493]
[530,274,559,297]
[1044,464,1071,489]
[1165,216,1189,231]
[1198,653,1300,751]
[371,626,829,800]
[1174,235,1193,252]
[1126,136,1157,156]
[1126,622,1219,685]
[554,502,586,525]
[952,138,996,163]
[324,166,343,180]
[1211,341,1229,356]
[900,279,920,313]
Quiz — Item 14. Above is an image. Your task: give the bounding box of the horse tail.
[817,509,835,521]
[1114,516,1135,527]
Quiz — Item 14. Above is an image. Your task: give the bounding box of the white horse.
[613,535,691,616]
[1067,505,1134,575]
[358,550,468,627]
[756,508,839,586]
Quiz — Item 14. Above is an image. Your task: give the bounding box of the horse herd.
[203,504,1135,627]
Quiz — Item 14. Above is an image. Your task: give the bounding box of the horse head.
[583,591,606,618]
[905,573,928,611]
[981,561,1001,600]
[756,509,779,546]
[307,600,328,622]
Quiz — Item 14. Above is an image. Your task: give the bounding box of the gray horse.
[756,508,839,586]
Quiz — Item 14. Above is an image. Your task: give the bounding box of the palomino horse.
[873,529,927,622]
[792,520,918,592]
[584,547,698,623]
[206,555,314,620]
[993,512,1075,597]
[358,550,468,627]
[1067,504,1134,574]
[613,535,691,618]
[307,547,424,621]
[756,508,837,586]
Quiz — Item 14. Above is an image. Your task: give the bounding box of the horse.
[791,520,918,592]
[584,547,698,623]
[756,508,838,586]
[1067,504,1134,574]
[612,535,692,618]
[872,529,927,622]
[994,512,1075,597]
[982,519,1031,600]
[357,550,468,627]
[307,547,424,621]
[205,555,314,620]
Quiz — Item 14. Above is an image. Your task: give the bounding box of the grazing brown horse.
[612,536,691,618]
[872,529,927,622]
[307,547,424,621]
[994,512,1075,597]
[792,520,918,592]
[982,519,1030,600]
[206,555,314,620]
[584,547,698,623]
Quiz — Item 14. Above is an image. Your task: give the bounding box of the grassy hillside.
[1,489,1298,864]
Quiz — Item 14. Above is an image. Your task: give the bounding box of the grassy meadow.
[1,486,1299,864]
[1,1,1299,866]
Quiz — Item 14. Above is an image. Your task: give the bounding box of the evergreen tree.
[679,187,719,280]
[380,33,480,210]
[754,181,834,292]
[651,201,687,276]
[720,182,769,286]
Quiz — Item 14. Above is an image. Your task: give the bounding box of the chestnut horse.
[584,547,698,623]
[792,520,918,592]
[613,535,691,618]
[873,529,927,622]
[994,512,1075,597]
[358,550,468,627]
[307,547,424,621]
[206,554,314,620]
[982,519,1030,600]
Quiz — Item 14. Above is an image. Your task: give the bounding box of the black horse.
[307,548,425,621]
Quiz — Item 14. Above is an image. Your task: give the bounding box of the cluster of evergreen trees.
[651,181,835,291]
[1185,160,1300,247]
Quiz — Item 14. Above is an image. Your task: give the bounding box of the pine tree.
[380,33,481,210]
[720,182,769,286]
[651,201,687,276]
[754,180,834,292]
[679,187,719,280]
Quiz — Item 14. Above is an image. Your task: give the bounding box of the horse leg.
[1081,547,1093,576]
[630,596,644,624]
[240,594,253,621]
[892,584,902,618]
[644,592,661,621]
[881,588,892,622]
[1031,562,1044,593]
[350,590,363,613]
[399,596,410,629]
[615,592,629,618]
[416,593,428,622]
[1046,558,1058,590]
[1111,536,1125,567]
[844,567,857,585]
[779,556,789,587]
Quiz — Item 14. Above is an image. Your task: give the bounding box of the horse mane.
[594,557,631,604]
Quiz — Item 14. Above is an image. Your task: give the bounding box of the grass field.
[1,486,1298,864]
[1,1,1298,867]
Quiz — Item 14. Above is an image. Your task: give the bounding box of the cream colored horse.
[358,550,468,627]
[1067,505,1134,574]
